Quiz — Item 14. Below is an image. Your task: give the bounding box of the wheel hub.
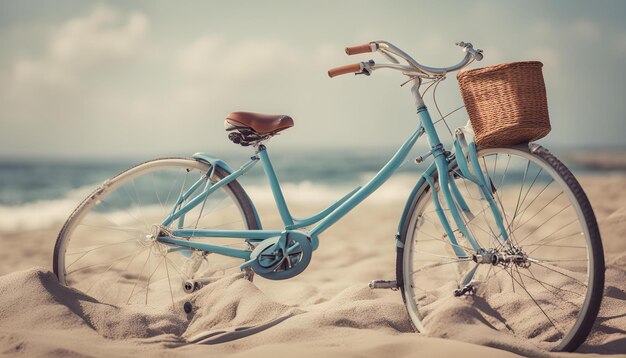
[138,224,171,256]
[472,247,530,268]
[144,224,161,241]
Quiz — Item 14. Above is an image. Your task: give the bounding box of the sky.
[1,0,625,159]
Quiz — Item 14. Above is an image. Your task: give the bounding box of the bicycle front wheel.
[53,158,260,309]
[397,145,604,352]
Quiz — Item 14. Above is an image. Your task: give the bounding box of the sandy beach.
[0,174,625,357]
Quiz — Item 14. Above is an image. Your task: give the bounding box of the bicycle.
[53,41,604,352]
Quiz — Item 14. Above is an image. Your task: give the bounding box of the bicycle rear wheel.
[53,158,260,309]
[397,145,604,351]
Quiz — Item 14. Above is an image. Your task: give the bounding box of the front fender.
[192,152,263,230]
[394,163,436,289]
[396,162,437,240]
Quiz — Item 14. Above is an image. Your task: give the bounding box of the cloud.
[311,42,346,66]
[531,18,601,43]
[172,36,345,117]
[11,4,149,92]
[528,20,557,39]
[177,36,298,81]
[571,19,600,40]
[615,32,626,56]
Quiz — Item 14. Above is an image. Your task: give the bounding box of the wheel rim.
[402,147,596,351]
[56,159,251,309]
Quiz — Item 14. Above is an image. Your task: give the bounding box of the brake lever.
[355,60,375,76]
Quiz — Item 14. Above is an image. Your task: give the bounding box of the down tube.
[309,127,423,238]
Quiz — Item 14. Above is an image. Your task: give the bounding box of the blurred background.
[1,0,625,232]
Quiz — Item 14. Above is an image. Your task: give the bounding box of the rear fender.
[192,153,235,175]
[192,152,263,230]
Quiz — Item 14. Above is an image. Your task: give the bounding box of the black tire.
[53,157,261,307]
[396,145,604,352]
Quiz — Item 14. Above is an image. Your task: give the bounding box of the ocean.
[0,148,623,233]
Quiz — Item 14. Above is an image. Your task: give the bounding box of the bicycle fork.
[412,82,509,288]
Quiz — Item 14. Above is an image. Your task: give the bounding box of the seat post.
[256,144,294,226]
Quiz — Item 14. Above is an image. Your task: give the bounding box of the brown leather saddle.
[224,112,294,146]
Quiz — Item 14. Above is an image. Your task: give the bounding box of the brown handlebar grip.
[328,63,362,78]
[345,43,373,55]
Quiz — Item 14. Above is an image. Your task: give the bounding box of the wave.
[0,185,96,233]
[0,175,424,233]
[240,173,422,206]
[0,198,79,233]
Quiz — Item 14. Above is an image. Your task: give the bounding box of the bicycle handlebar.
[328,40,483,78]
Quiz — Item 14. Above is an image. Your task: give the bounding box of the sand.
[0,174,625,357]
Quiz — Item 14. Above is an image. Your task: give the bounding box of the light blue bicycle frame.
[157,103,509,261]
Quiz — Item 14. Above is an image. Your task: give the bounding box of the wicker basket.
[456,61,551,147]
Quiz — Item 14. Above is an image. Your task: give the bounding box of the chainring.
[248,231,312,280]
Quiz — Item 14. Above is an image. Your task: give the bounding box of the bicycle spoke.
[481,262,495,284]
[163,255,191,280]
[192,179,213,230]
[514,167,544,225]
[457,173,501,248]
[99,247,149,301]
[66,249,144,276]
[163,253,176,310]
[130,178,150,225]
[508,181,558,234]
[117,181,149,230]
[498,154,512,191]
[415,224,474,253]
[411,258,473,275]
[65,238,136,256]
[508,266,563,338]
[516,203,573,246]
[513,160,531,211]
[524,221,581,254]
[525,266,583,299]
[529,261,588,287]
[489,153,498,188]
[509,190,564,237]
[144,251,154,305]
[99,190,148,231]
[84,245,140,294]
[506,160,530,241]
[76,223,143,234]
[149,171,166,213]
[126,248,156,305]
[412,248,469,261]
[174,171,190,212]
[445,181,484,250]
[486,163,521,249]
[525,242,586,250]
[163,169,183,211]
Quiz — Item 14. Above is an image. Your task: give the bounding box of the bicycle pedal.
[369,280,398,290]
[453,283,476,297]
[183,277,218,293]
[183,280,200,294]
